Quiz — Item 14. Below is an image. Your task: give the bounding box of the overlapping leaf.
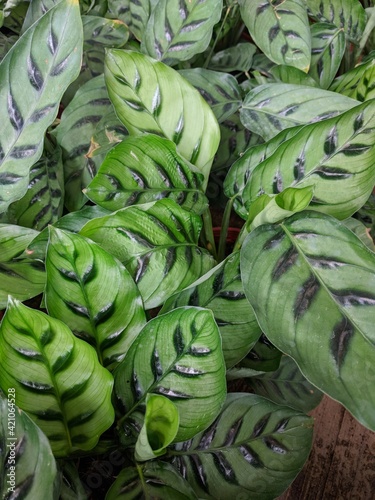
[87,108,128,159]
[45,228,147,368]
[114,307,226,442]
[209,42,257,73]
[106,0,154,41]
[239,0,311,72]
[240,83,358,140]
[237,333,282,373]
[0,224,45,309]
[170,393,313,500]
[80,199,216,309]
[0,0,82,213]
[21,0,58,33]
[85,135,208,214]
[161,252,262,368]
[0,298,115,456]
[329,57,375,102]
[104,50,220,185]
[241,211,375,430]
[141,0,222,66]
[0,396,57,498]
[82,15,129,50]
[271,65,319,87]
[241,100,375,219]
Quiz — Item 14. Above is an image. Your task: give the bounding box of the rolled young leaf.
[241,211,375,430]
[0,298,115,456]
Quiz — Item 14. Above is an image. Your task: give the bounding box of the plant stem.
[217,197,234,262]
[202,207,217,260]
[203,5,232,69]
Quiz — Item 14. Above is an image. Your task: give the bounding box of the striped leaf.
[80,199,216,309]
[87,108,128,159]
[141,0,223,66]
[241,211,375,430]
[106,461,198,500]
[58,462,88,499]
[53,75,112,211]
[209,42,257,73]
[106,0,154,41]
[309,22,346,89]
[160,252,262,368]
[0,396,57,498]
[178,68,242,123]
[104,50,220,185]
[271,65,319,87]
[114,307,226,442]
[0,142,64,230]
[305,0,367,42]
[170,393,313,500]
[0,298,115,457]
[238,333,282,373]
[329,57,375,102]
[85,135,208,214]
[21,0,58,33]
[243,356,324,413]
[0,224,45,309]
[45,228,147,369]
[239,0,311,72]
[343,218,375,252]
[82,15,129,49]
[240,83,358,140]
[0,0,82,213]
[241,100,375,220]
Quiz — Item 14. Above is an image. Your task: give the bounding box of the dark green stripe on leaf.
[294,274,320,320]
[272,247,299,280]
[330,317,355,369]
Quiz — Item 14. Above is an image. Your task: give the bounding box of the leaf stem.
[217,197,234,261]
[202,207,217,260]
[203,5,232,69]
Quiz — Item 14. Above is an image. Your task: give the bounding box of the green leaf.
[170,392,313,499]
[343,217,375,252]
[114,307,226,442]
[179,68,242,123]
[309,22,346,89]
[80,199,216,309]
[305,0,367,43]
[82,15,129,50]
[135,394,179,461]
[106,461,198,500]
[0,224,45,309]
[241,100,375,219]
[242,356,324,413]
[0,0,83,213]
[161,252,262,368]
[240,83,358,140]
[0,32,17,63]
[141,0,223,66]
[104,49,220,185]
[239,0,311,72]
[239,333,282,372]
[58,461,88,500]
[329,57,375,102]
[85,134,208,214]
[241,211,375,431]
[0,396,58,498]
[0,298,115,456]
[106,0,154,41]
[53,75,112,211]
[87,108,128,159]
[21,0,59,33]
[45,228,147,369]
[271,65,319,87]
[208,42,257,73]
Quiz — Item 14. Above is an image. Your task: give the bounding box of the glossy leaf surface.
[241,211,375,430]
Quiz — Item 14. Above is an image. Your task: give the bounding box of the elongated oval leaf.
[0,0,82,213]
[85,134,208,214]
[240,83,358,140]
[141,0,222,65]
[106,0,154,41]
[170,392,313,500]
[104,49,220,184]
[329,57,375,102]
[0,396,57,498]
[209,42,257,73]
[114,307,226,442]
[80,199,216,309]
[239,0,311,72]
[45,228,147,368]
[0,298,115,456]
[271,65,319,87]
[242,100,375,219]
[241,211,375,430]
[21,0,58,33]
[161,252,262,368]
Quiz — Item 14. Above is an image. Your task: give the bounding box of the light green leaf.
[83,15,129,50]
[309,22,346,89]
[114,307,226,442]
[0,298,115,456]
[135,394,179,461]
[21,0,59,33]
[45,228,147,368]
[85,134,208,214]
[142,0,223,65]
[271,65,319,87]
[329,57,375,102]
[240,83,358,140]
[106,0,154,41]
[161,252,262,368]
[104,49,220,185]
[170,393,313,500]
[208,42,257,73]
[239,0,311,72]
[241,211,375,430]
[0,0,83,213]
[0,396,58,498]
[80,199,216,309]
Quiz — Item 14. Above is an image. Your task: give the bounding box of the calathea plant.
[0,0,374,498]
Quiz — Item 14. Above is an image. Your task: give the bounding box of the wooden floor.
[279,396,375,499]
